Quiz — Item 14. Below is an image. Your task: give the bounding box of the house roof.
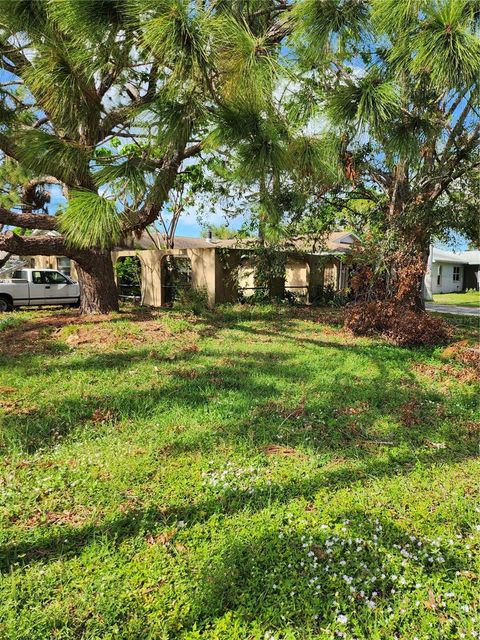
[458,250,480,265]
[122,233,239,250]
[432,247,480,265]
[121,230,360,254]
[19,228,360,255]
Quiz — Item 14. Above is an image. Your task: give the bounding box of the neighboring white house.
[424,246,480,300]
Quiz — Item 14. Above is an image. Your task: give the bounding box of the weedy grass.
[0,305,478,640]
[0,310,33,332]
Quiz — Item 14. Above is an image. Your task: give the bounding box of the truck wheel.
[0,295,13,312]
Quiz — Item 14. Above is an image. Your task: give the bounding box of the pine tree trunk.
[395,240,430,313]
[75,250,119,314]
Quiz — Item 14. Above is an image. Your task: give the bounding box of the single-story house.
[6,230,360,307]
[424,246,480,300]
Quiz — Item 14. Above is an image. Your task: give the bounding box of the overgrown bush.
[345,301,451,346]
[172,287,209,315]
[310,283,350,307]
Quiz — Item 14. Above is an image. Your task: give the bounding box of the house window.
[57,257,72,276]
[453,266,461,282]
[437,265,442,285]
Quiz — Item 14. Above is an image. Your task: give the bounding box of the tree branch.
[0,231,68,257]
[442,98,475,159]
[0,207,57,231]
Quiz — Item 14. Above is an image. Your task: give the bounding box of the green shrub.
[173,286,209,315]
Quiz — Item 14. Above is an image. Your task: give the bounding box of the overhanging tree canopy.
[289,0,480,308]
[0,0,294,312]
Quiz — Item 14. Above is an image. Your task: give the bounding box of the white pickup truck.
[0,269,80,311]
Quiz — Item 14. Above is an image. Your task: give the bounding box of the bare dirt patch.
[0,310,197,355]
[412,361,478,384]
[440,340,480,372]
[401,399,423,427]
[0,399,37,415]
[13,507,95,529]
[263,444,306,458]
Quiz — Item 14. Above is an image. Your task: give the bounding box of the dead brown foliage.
[412,362,478,384]
[345,301,450,346]
[90,409,117,424]
[401,399,423,427]
[263,444,305,458]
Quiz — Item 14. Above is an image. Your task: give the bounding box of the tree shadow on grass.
[0,314,477,576]
[184,509,472,637]
[1,334,473,456]
[0,439,476,574]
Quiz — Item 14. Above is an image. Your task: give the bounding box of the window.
[436,265,442,285]
[453,266,461,282]
[32,271,43,284]
[57,257,72,276]
[44,271,69,285]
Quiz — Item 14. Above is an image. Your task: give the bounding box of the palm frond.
[22,44,101,138]
[212,16,281,109]
[410,0,480,91]
[327,68,401,133]
[58,189,123,250]
[16,130,92,186]
[292,0,370,61]
[94,158,153,199]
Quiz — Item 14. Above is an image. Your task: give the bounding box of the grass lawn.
[432,291,480,308]
[0,305,479,640]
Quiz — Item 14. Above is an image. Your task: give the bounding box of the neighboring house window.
[57,257,72,276]
[437,265,442,285]
[453,266,461,282]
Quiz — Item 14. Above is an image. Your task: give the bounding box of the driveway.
[426,303,480,317]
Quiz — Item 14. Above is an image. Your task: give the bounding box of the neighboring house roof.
[458,250,480,265]
[431,247,480,265]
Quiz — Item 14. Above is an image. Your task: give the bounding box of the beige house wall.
[28,248,346,308]
[112,247,218,308]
